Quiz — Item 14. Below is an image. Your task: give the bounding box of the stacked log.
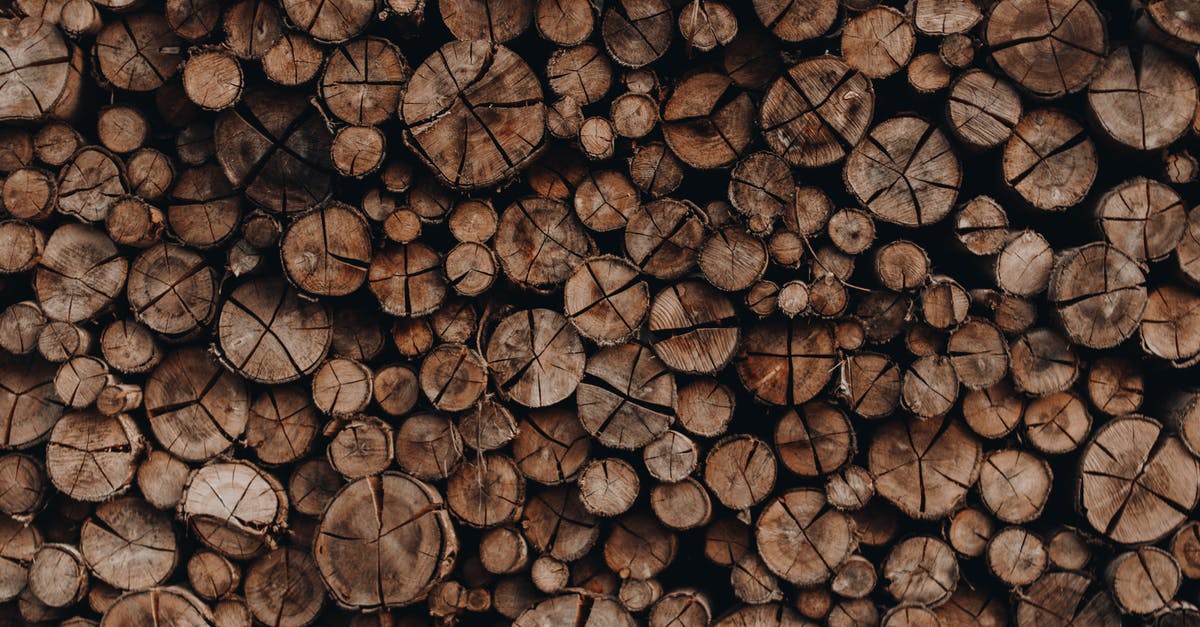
[0,0,1199,625]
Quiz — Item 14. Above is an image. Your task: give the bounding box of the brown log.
[393,412,463,481]
[869,415,981,519]
[986,0,1106,99]
[704,434,776,510]
[947,70,1022,150]
[839,352,901,419]
[628,142,684,198]
[752,0,837,43]
[261,32,323,85]
[1088,45,1196,151]
[402,41,544,190]
[180,460,286,559]
[564,255,649,344]
[0,302,46,356]
[979,449,1052,524]
[884,536,957,607]
[0,453,46,518]
[601,0,672,68]
[522,486,599,561]
[845,115,961,226]
[135,449,189,511]
[946,507,994,558]
[736,319,836,406]
[1107,546,1180,615]
[535,0,594,46]
[187,551,240,600]
[760,56,874,168]
[775,401,854,477]
[0,18,80,121]
[676,378,734,437]
[1078,415,1200,544]
[679,1,737,52]
[326,416,394,479]
[2,167,55,221]
[80,497,177,590]
[1009,327,1079,395]
[576,342,675,449]
[1002,109,1098,211]
[1024,391,1091,455]
[486,308,585,408]
[1046,527,1090,571]
[662,72,753,170]
[99,587,213,626]
[1015,571,1120,627]
[144,347,247,462]
[841,7,915,79]
[907,52,952,93]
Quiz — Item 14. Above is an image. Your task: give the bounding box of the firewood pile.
[3,0,1200,624]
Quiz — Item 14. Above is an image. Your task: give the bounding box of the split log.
[985,0,1107,99]
[80,497,177,590]
[869,415,981,519]
[1002,109,1098,211]
[180,460,287,559]
[760,56,874,168]
[401,41,545,190]
[1088,45,1196,151]
[844,115,961,226]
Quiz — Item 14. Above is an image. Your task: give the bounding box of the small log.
[1088,45,1197,151]
[564,255,649,345]
[775,401,854,478]
[1009,328,1079,395]
[947,70,1022,149]
[576,342,675,450]
[127,243,218,337]
[261,32,323,86]
[845,115,961,226]
[601,0,672,68]
[135,450,190,511]
[574,169,638,232]
[628,142,684,198]
[703,434,776,510]
[869,415,981,519]
[95,14,182,92]
[752,0,837,42]
[676,378,734,437]
[1107,546,1180,615]
[486,308,585,408]
[650,477,712,530]
[609,91,657,139]
[1,168,56,221]
[946,507,994,558]
[907,52,952,93]
[1095,177,1186,263]
[99,321,159,375]
[523,486,599,561]
[1047,527,1090,570]
[979,449,1052,524]
[479,526,529,575]
[678,1,737,52]
[1015,571,1120,627]
[288,459,341,517]
[168,164,242,248]
[883,536,957,606]
[331,125,387,178]
[181,460,286,560]
[841,7,915,79]
[730,553,782,604]
[577,457,638,517]
[80,497,177,590]
[1002,109,1098,211]
[548,44,611,106]
[512,407,590,484]
[642,430,698,483]
[0,221,44,275]
[839,352,901,419]
[28,543,87,608]
[35,223,126,323]
[106,196,164,247]
[144,347,248,462]
[662,72,753,170]
[756,488,856,585]
[99,587,213,626]
[736,319,836,406]
[327,416,394,479]
[953,196,1010,256]
[1079,416,1200,544]
[1024,391,1091,455]
[0,300,45,353]
[244,547,326,626]
[496,196,591,291]
[394,413,464,481]
[187,551,240,600]
[279,0,374,43]
[985,0,1106,99]
[401,41,544,190]
[760,56,874,168]
[535,0,594,46]
[217,277,332,384]
[46,411,142,502]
